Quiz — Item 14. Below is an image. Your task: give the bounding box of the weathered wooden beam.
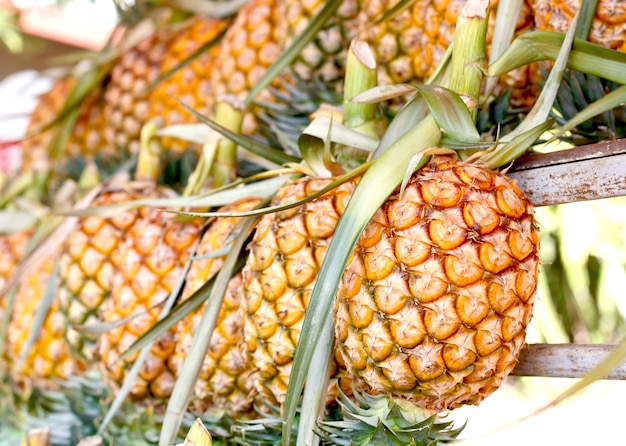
[507,139,626,207]
[512,343,626,380]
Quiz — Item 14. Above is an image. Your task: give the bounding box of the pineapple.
[5,252,88,394]
[282,0,360,87]
[0,229,32,292]
[334,155,539,411]
[57,183,174,362]
[20,15,230,176]
[110,16,229,155]
[241,177,357,406]
[20,76,75,173]
[172,198,262,418]
[241,156,539,412]
[0,229,33,376]
[95,204,203,403]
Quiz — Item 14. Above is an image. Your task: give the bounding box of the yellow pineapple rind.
[334,156,539,412]
[173,198,262,418]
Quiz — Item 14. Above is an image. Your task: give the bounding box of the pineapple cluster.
[1,0,623,444]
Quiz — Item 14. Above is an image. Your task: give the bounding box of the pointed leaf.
[374,94,429,157]
[414,84,481,143]
[0,210,39,234]
[157,123,210,144]
[575,0,600,41]
[59,176,285,217]
[349,84,418,104]
[180,418,212,446]
[299,116,380,177]
[480,119,555,169]
[484,0,524,97]
[295,313,335,446]
[502,8,579,141]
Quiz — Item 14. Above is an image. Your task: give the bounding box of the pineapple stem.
[183,97,243,196]
[445,0,489,119]
[338,39,386,168]
[135,120,162,181]
[343,39,383,139]
[210,98,243,188]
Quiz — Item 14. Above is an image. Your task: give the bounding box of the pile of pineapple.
[1,0,625,444]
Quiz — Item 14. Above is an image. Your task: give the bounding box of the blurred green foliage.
[530,198,626,345]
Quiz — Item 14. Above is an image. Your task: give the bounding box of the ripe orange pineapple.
[0,229,32,292]
[334,155,539,411]
[241,155,538,414]
[20,15,230,175]
[110,16,229,155]
[172,198,261,417]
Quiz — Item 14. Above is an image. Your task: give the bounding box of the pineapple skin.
[57,184,168,362]
[172,198,262,418]
[0,229,32,292]
[334,156,539,411]
[20,76,75,173]
[96,200,203,404]
[241,178,357,406]
[0,230,34,381]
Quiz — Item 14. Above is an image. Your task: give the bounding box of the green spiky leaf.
[549,84,626,143]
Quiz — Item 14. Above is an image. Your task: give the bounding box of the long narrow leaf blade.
[502,9,579,141]
[175,99,300,165]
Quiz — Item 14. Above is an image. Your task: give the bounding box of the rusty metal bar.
[512,343,626,380]
[507,139,626,207]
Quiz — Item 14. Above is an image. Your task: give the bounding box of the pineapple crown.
[315,389,465,446]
